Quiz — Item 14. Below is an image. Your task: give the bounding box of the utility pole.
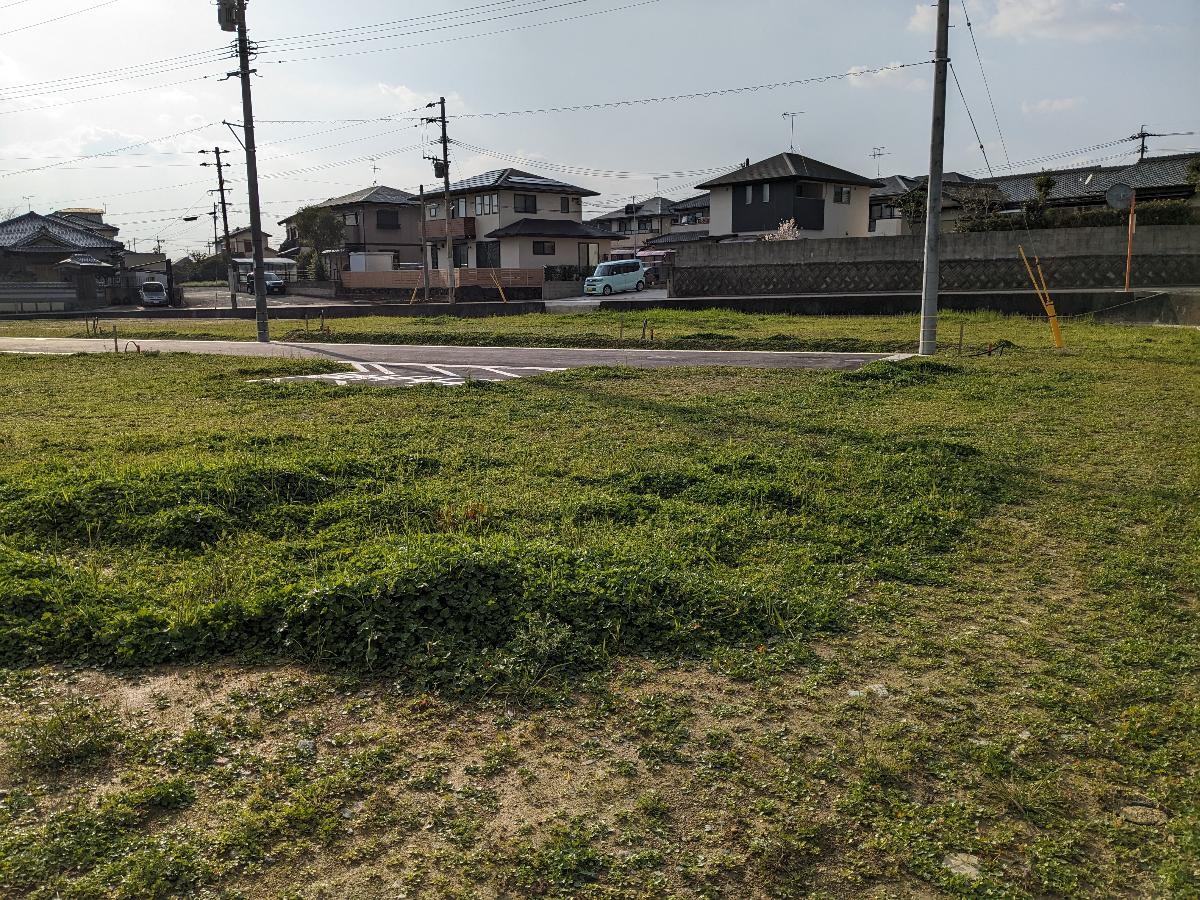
[210,204,219,266]
[918,0,950,357]
[1129,125,1195,163]
[201,147,237,310]
[425,97,456,304]
[220,0,269,340]
[419,185,431,303]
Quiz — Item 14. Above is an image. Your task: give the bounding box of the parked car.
[584,260,647,296]
[241,272,287,295]
[138,281,169,307]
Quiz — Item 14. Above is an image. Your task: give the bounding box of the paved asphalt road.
[0,337,909,386]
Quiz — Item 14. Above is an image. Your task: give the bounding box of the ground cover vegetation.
[0,307,1075,353]
[0,314,1196,897]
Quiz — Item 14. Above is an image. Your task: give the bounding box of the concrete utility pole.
[201,147,237,310]
[221,0,269,341]
[918,0,950,357]
[419,185,431,303]
[426,97,456,304]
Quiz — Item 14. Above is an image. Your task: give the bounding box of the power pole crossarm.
[918,0,950,357]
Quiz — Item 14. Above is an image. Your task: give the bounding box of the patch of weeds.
[1,696,122,776]
[511,818,611,896]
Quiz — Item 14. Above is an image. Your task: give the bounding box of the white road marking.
[257,361,568,389]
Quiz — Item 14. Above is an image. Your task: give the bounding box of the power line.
[0,75,222,117]
[257,0,590,55]
[949,63,993,178]
[449,140,732,180]
[959,0,1013,171]
[0,123,219,178]
[261,0,664,65]
[0,47,231,99]
[453,61,933,118]
[0,0,123,38]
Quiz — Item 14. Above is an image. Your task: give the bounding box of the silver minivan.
[585,260,647,295]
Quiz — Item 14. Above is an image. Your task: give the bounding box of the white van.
[584,260,647,296]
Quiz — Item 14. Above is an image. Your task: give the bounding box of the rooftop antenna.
[654,176,662,196]
[1129,125,1195,162]
[781,111,805,152]
[870,146,891,177]
[22,196,33,212]
[370,158,381,184]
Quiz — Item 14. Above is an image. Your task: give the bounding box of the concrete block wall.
[671,225,1200,296]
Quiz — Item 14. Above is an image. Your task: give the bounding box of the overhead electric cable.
[0,0,123,38]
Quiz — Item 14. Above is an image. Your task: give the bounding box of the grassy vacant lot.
[1,307,1030,353]
[0,315,1196,898]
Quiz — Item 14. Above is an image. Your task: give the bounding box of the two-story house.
[422,168,620,270]
[227,226,278,257]
[696,153,881,239]
[278,185,424,270]
[586,197,677,253]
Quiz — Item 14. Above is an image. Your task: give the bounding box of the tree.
[954,185,1008,232]
[898,188,928,230]
[1186,157,1200,188]
[762,218,802,241]
[291,205,343,281]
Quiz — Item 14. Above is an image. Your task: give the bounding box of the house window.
[342,211,359,226]
[376,209,400,230]
[833,186,852,204]
[532,241,556,256]
[637,216,652,231]
[796,182,823,200]
[560,196,570,213]
[474,194,498,216]
[514,194,538,214]
[745,185,753,204]
[763,183,771,203]
[449,198,467,219]
[426,203,439,219]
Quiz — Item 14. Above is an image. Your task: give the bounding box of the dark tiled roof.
[985,154,1197,205]
[671,193,710,211]
[49,213,119,235]
[645,230,713,246]
[871,172,980,199]
[58,253,114,268]
[589,196,676,222]
[431,168,598,197]
[484,218,620,240]
[316,185,418,207]
[697,153,881,189]
[0,212,123,250]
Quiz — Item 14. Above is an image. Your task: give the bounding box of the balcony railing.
[423,217,476,240]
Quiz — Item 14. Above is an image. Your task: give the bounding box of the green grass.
[0,308,1052,354]
[0,313,1196,897]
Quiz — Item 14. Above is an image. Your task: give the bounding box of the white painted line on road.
[0,350,74,356]
[879,354,917,363]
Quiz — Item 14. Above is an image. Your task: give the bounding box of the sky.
[0,0,1196,256]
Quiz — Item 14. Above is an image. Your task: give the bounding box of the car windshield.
[142,282,163,291]
[264,274,282,282]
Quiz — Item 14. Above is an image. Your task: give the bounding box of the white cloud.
[847,63,928,92]
[986,0,1137,42]
[1021,97,1084,115]
[907,3,938,33]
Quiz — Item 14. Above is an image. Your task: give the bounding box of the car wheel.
[603,285,612,295]
[635,281,645,292]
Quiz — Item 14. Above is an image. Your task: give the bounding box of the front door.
[476,241,501,269]
[578,242,599,270]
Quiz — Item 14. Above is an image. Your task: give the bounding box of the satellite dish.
[1106,183,1134,210]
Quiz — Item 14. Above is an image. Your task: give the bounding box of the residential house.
[0,211,124,282]
[868,172,986,236]
[227,226,278,257]
[587,197,678,253]
[643,194,716,251]
[278,185,424,271]
[52,208,120,242]
[421,168,620,270]
[870,153,1199,235]
[696,153,881,239]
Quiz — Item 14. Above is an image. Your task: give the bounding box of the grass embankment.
[0,317,1197,898]
[1,308,1025,353]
